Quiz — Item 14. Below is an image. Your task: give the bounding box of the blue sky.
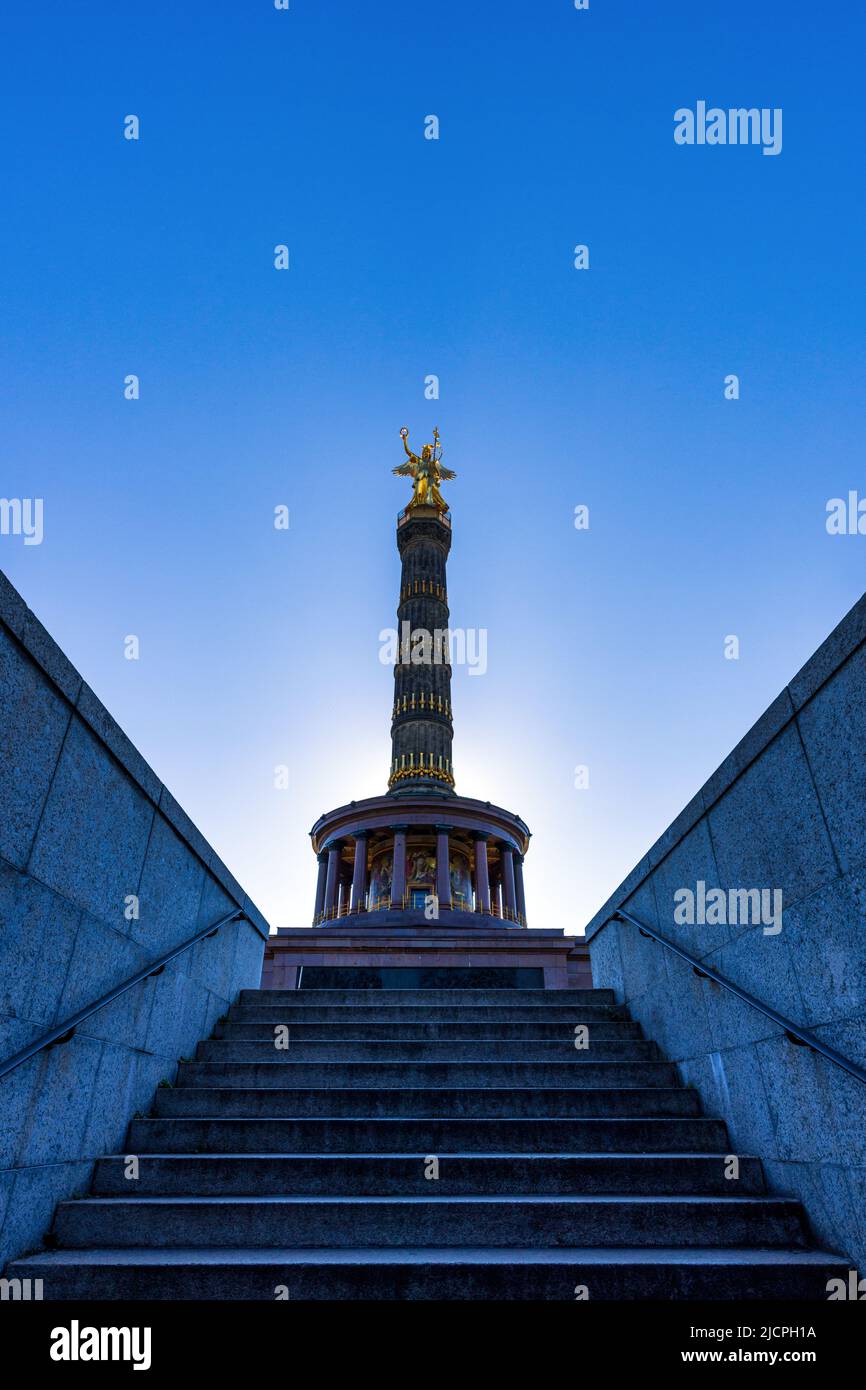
[2,1,865,934]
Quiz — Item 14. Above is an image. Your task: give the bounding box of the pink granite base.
[261,921,591,990]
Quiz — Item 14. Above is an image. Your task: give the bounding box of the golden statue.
[393,426,456,512]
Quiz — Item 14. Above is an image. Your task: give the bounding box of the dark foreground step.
[201,1039,654,1065]
[242,989,616,1006]
[53,1194,807,1250]
[152,1086,700,1120]
[127,1115,729,1153]
[210,1021,642,1044]
[176,1061,679,1089]
[91,1152,767,1197]
[229,1006,625,1024]
[9,1246,848,1301]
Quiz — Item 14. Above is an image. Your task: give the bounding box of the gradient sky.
[2,1,865,935]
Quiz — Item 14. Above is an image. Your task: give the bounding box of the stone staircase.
[9,988,848,1299]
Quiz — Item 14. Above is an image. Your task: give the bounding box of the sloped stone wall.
[586,592,866,1272]
[0,570,269,1272]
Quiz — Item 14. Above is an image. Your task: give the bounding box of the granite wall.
[586,592,866,1272]
[0,569,269,1272]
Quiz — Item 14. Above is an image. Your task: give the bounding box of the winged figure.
[393,426,456,512]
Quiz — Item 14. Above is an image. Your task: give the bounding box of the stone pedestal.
[261,915,591,991]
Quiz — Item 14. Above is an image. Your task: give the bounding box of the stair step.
[214,1017,639,1039]
[90,1152,767,1197]
[229,1006,627,1023]
[52,1195,808,1250]
[127,1116,728,1153]
[152,1086,701,1119]
[10,1245,847,1300]
[177,1061,678,1088]
[17,979,839,1302]
[243,989,616,1006]
[200,1039,653,1056]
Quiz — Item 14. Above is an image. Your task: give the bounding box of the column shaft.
[514,855,527,924]
[501,846,517,918]
[313,853,328,923]
[323,843,342,917]
[474,836,491,914]
[391,829,407,908]
[350,834,368,913]
[435,827,452,909]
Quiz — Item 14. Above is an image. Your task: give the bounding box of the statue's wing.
[438,466,457,480]
[392,462,416,477]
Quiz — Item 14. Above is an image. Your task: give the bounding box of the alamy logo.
[0,1277,43,1300]
[674,881,782,935]
[826,1270,866,1300]
[49,1320,152,1370]
[674,102,782,156]
[826,492,866,534]
[379,622,487,675]
[0,497,43,545]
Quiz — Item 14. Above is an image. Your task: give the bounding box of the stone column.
[435,825,452,909]
[501,846,517,919]
[323,842,342,917]
[350,832,368,913]
[313,852,328,923]
[390,827,408,908]
[514,854,527,925]
[474,834,491,914]
[340,868,352,915]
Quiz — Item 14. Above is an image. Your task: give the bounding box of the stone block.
[0,628,72,870]
[649,948,714,1061]
[648,819,731,956]
[57,916,153,1050]
[618,880,666,1002]
[0,863,81,1025]
[0,1160,93,1269]
[762,1159,859,1264]
[755,1029,866,1165]
[811,1019,866,1163]
[80,1043,140,1157]
[0,569,28,638]
[0,1014,45,1168]
[28,717,154,926]
[586,926,624,1000]
[838,1165,866,1272]
[707,723,837,911]
[701,925,807,1052]
[20,610,82,706]
[702,690,795,810]
[783,871,866,1026]
[131,813,207,957]
[788,593,866,711]
[76,682,162,804]
[242,893,271,941]
[157,786,215,881]
[197,873,238,930]
[16,1034,103,1167]
[131,1053,169,1119]
[797,643,866,874]
[710,1042,780,1162]
[144,963,210,1068]
[231,918,268,994]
